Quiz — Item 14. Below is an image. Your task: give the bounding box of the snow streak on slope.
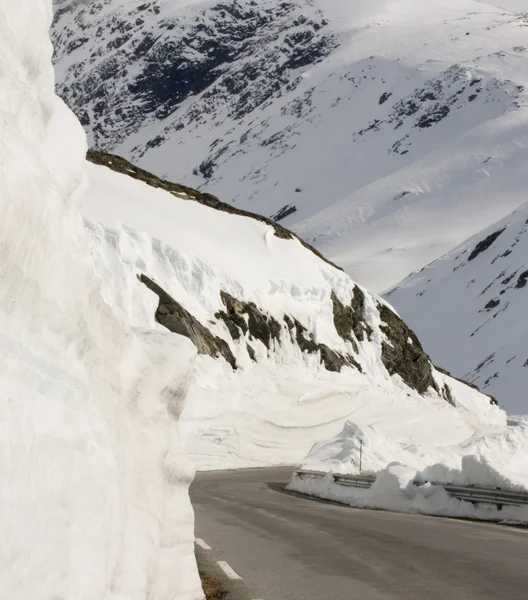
[386,202,528,416]
[81,153,505,471]
[0,2,201,599]
[53,0,528,291]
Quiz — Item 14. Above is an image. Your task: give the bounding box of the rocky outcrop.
[139,274,237,369]
[331,287,373,352]
[377,303,437,395]
[216,291,281,350]
[93,151,463,399]
[284,315,362,373]
[216,291,361,372]
[53,1,335,152]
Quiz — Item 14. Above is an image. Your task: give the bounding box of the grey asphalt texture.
[191,467,528,600]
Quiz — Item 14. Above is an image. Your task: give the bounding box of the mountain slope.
[81,149,505,471]
[386,202,528,415]
[53,0,528,291]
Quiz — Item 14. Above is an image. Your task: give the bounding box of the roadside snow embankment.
[289,418,528,522]
[81,157,507,472]
[0,2,202,598]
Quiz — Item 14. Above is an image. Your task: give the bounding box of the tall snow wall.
[0,1,202,598]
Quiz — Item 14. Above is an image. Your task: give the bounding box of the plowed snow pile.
[289,415,528,522]
[0,2,201,598]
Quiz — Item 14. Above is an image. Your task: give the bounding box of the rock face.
[377,304,438,396]
[139,273,238,369]
[53,0,335,151]
[332,288,373,352]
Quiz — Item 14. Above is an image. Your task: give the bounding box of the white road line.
[217,561,243,580]
[195,538,212,550]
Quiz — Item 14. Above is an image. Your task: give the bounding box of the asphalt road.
[191,467,528,600]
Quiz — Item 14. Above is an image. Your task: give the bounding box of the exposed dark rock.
[87,149,343,272]
[331,287,372,352]
[271,204,298,222]
[378,304,438,395]
[218,291,281,350]
[442,384,455,406]
[475,353,495,372]
[515,270,528,289]
[286,316,362,373]
[215,291,361,372]
[246,343,256,362]
[394,191,411,201]
[54,1,336,151]
[139,274,237,369]
[502,271,517,285]
[484,298,500,310]
[379,91,392,105]
[415,104,450,128]
[468,228,505,261]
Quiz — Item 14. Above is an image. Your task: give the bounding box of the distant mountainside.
[386,202,528,415]
[53,0,528,292]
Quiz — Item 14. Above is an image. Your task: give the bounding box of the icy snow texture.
[80,160,505,472]
[0,2,201,599]
[386,201,528,415]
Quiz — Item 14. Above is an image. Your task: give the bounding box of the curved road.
[191,467,528,600]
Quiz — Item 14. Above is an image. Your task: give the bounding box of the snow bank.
[0,2,201,598]
[78,159,509,471]
[289,418,528,522]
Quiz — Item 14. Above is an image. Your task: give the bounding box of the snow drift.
[0,2,202,598]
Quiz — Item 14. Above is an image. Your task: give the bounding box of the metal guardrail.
[294,470,528,508]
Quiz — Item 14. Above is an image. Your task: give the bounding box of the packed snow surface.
[386,202,528,415]
[54,0,528,292]
[0,2,201,598]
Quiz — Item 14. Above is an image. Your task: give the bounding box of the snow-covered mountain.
[53,0,528,292]
[386,201,528,415]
